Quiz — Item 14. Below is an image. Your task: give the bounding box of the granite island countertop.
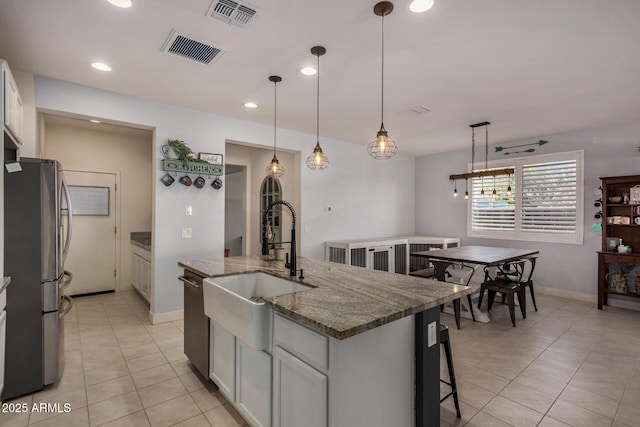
[179,255,473,340]
[131,232,151,251]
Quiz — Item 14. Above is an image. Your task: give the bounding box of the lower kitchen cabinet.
[210,321,235,401]
[131,245,151,302]
[209,320,272,427]
[273,346,327,427]
[236,341,272,427]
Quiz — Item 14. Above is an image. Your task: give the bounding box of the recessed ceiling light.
[300,67,317,76]
[409,0,434,13]
[91,62,112,72]
[89,119,101,123]
[107,0,132,8]
[244,102,258,108]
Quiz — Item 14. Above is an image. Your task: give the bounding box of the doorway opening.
[225,164,247,257]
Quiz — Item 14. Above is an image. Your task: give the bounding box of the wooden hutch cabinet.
[598,175,640,309]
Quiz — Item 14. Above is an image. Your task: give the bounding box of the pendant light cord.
[316,52,320,141]
[381,13,385,126]
[273,80,277,157]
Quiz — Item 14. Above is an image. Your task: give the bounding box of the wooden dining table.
[411,245,540,323]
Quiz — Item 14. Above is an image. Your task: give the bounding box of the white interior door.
[63,170,117,295]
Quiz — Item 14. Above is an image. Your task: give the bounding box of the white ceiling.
[2,0,640,156]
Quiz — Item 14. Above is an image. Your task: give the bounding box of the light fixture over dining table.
[449,122,514,198]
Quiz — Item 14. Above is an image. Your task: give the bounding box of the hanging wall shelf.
[161,159,224,176]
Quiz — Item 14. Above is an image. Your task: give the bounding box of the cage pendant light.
[368,1,398,160]
[266,75,285,178]
[306,46,329,170]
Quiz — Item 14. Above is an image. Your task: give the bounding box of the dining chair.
[478,260,526,327]
[497,256,538,311]
[429,260,476,329]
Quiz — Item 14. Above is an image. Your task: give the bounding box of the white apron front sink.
[203,272,312,350]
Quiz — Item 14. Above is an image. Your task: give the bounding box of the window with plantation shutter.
[468,151,583,244]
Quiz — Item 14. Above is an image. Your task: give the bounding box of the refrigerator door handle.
[59,295,73,318]
[59,270,73,289]
[61,174,73,267]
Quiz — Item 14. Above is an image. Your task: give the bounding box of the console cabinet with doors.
[598,174,640,309]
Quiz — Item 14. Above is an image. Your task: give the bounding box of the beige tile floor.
[441,293,640,426]
[0,290,638,426]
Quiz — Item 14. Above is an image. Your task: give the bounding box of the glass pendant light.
[266,75,285,178]
[306,46,330,170]
[368,2,398,160]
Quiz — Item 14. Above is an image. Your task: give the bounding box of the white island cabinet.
[208,310,415,427]
[209,321,272,427]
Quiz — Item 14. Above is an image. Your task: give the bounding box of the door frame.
[65,168,122,291]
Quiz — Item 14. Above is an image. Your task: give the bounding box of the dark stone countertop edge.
[131,232,152,251]
[179,256,473,340]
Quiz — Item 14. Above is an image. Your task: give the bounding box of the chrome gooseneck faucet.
[262,199,298,277]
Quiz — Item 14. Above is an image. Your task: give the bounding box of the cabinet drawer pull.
[179,275,200,289]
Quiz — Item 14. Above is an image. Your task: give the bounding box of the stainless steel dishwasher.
[179,271,209,379]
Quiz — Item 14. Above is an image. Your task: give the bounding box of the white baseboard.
[148,309,184,324]
[535,285,595,303]
[535,285,640,312]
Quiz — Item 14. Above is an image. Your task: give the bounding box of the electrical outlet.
[427,321,437,347]
[181,227,192,239]
[185,205,193,216]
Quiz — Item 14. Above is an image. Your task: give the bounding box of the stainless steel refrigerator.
[3,158,73,400]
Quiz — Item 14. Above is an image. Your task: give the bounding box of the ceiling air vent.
[207,0,258,28]
[162,31,227,65]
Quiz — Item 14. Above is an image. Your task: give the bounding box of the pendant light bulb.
[306,46,329,170]
[266,75,285,178]
[368,2,398,160]
[464,179,469,200]
[492,188,497,198]
[453,180,458,197]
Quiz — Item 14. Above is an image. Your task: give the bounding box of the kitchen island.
[179,255,473,427]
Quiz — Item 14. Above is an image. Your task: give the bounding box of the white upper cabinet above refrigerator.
[2,60,24,145]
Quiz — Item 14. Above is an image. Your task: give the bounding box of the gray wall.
[415,122,640,297]
[34,75,416,318]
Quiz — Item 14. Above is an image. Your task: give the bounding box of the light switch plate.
[181,227,192,239]
[427,321,437,347]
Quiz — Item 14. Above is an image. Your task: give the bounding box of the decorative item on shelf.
[607,237,620,252]
[161,139,224,177]
[198,153,223,165]
[608,196,622,203]
[631,185,640,204]
[618,239,628,253]
[266,75,285,177]
[449,121,515,198]
[495,140,548,155]
[163,139,196,162]
[368,1,398,160]
[306,46,330,170]
[623,191,630,204]
[179,175,193,187]
[621,216,631,225]
[635,272,640,295]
